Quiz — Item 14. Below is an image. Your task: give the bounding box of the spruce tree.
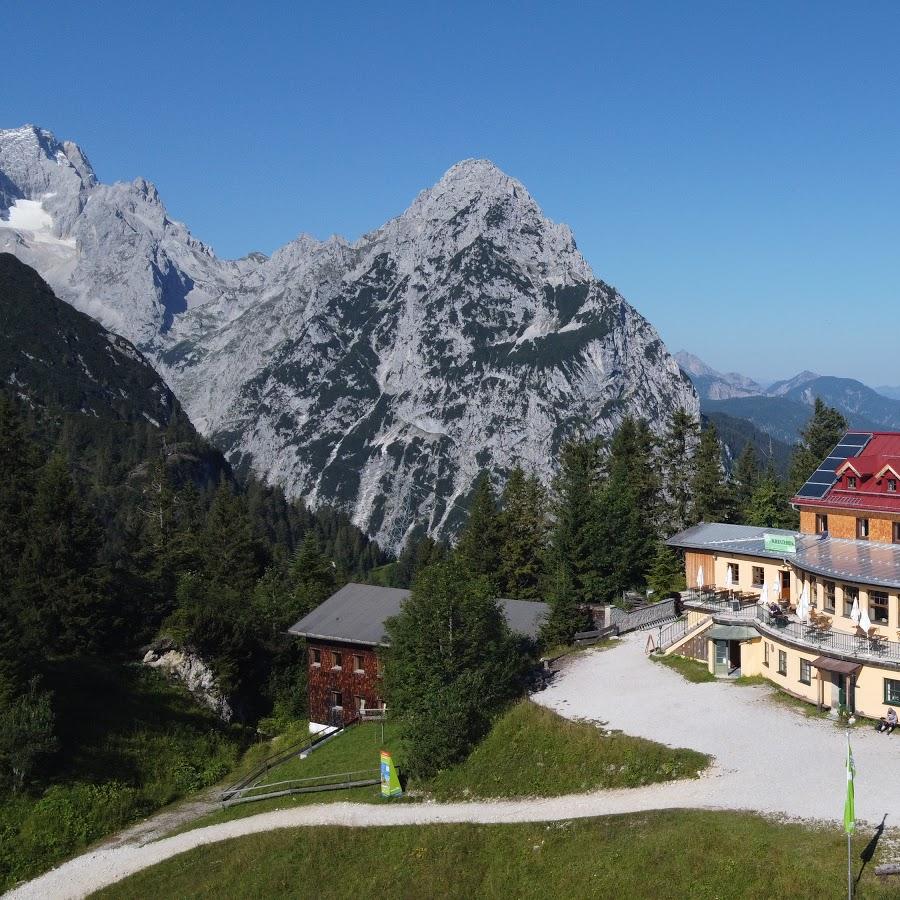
[690,422,733,525]
[540,562,589,646]
[289,530,337,615]
[647,541,687,597]
[383,559,525,777]
[200,481,263,597]
[497,466,548,599]
[746,469,795,529]
[788,399,848,493]
[455,472,501,584]
[660,408,700,533]
[732,443,761,522]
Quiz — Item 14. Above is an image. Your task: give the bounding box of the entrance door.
[780,571,791,602]
[713,640,729,676]
[728,640,741,673]
[832,672,846,709]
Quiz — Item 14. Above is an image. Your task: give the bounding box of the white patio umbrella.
[725,566,734,595]
[859,601,872,633]
[696,566,704,591]
[850,594,861,626]
[757,583,769,608]
[797,582,810,623]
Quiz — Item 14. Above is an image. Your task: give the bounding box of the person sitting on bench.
[878,707,898,734]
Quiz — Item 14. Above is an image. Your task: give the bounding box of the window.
[763,643,770,668]
[727,563,740,584]
[885,679,900,705]
[777,650,787,676]
[355,696,366,713]
[824,581,835,613]
[310,647,321,667]
[893,522,900,544]
[815,514,829,534]
[870,591,889,624]
[800,659,811,685]
[843,586,859,618]
[329,690,343,708]
[332,651,343,670]
[752,566,765,588]
[848,476,858,489]
[857,518,869,539]
[353,654,364,674]
[889,479,898,493]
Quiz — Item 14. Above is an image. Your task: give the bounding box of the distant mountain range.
[679,352,900,445]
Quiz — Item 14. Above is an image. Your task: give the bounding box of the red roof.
[793,432,900,514]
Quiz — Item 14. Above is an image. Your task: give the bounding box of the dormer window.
[847,476,857,489]
[889,479,897,493]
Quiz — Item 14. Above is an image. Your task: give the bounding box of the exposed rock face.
[1,126,699,550]
[143,643,234,723]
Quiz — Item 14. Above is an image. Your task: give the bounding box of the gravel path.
[8,633,897,899]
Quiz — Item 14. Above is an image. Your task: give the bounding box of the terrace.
[682,589,900,668]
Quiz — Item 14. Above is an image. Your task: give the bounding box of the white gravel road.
[8,633,898,899]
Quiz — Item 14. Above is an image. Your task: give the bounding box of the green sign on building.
[764,533,796,554]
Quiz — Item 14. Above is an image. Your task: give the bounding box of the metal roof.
[667,522,803,560]
[288,583,548,645]
[792,537,900,590]
[811,656,862,676]
[707,625,759,641]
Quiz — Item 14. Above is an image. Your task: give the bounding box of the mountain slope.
[705,410,791,476]
[675,351,762,400]
[0,128,698,549]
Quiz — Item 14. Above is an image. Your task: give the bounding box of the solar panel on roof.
[794,431,873,501]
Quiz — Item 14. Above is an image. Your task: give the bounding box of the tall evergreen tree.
[746,468,795,529]
[497,467,548,599]
[732,443,761,522]
[660,408,700,534]
[383,559,525,777]
[689,422,733,525]
[455,473,501,584]
[788,399,848,493]
[289,530,337,615]
[647,541,686,597]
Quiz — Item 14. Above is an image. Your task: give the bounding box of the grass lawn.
[424,700,707,799]
[95,809,898,900]
[0,658,244,892]
[650,652,717,683]
[175,700,708,835]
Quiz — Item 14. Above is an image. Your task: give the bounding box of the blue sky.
[4,1,900,386]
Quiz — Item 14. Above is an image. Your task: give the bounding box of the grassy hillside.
[95,810,896,900]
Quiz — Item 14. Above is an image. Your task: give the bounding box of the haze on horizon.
[3,1,900,386]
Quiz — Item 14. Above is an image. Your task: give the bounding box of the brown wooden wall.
[685,551,714,588]
[677,632,709,662]
[800,507,899,543]
[306,640,384,725]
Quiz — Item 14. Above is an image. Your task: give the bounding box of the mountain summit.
[0,127,698,548]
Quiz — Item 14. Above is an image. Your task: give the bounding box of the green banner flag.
[843,734,855,835]
[380,750,402,798]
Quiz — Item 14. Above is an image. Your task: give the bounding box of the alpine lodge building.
[666,431,900,720]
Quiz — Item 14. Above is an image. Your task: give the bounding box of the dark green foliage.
[731,443,761,521]
[660,408,700,533]
[0,680,57,793]
[746,469,796,529]
[788,398,849,494]
[289,531,337,615]
[496,467,549,599]
[540,563,589,646]
[454,472,501,586]
[387,528,448,588]
[383,560,527,777]
[647,542,686,597]
[689,422,733,524]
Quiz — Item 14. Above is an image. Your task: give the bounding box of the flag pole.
[845,728,854,900]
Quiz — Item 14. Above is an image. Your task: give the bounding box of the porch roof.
[707,625,759,641]
[810,656,862,677]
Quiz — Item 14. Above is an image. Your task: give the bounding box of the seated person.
[767,602,782,617]
[878,707,898,734]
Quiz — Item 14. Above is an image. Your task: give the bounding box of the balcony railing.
[683,591,900,665]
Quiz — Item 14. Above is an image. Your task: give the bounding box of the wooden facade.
[685,551,714,588]
[799,507,900,543]
[306,639,384,726]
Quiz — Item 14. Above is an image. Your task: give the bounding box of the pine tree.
[289,531,337,615]
[660,408,700,534]
[690,422,733,525]
[200,481,264,597]
[497,467,548,599]
[383,559,525,777]
[732,444,761,522]
[540,562,588,646]
[455,472,501,584]
[788,399,848,493]
[549,437,605,604]
[16,452,107,654]
[647,541,686,597]
[746,469,795,528]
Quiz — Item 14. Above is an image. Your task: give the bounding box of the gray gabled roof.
[288,583,548,646]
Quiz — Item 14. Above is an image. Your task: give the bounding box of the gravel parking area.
[9,633,897,899]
